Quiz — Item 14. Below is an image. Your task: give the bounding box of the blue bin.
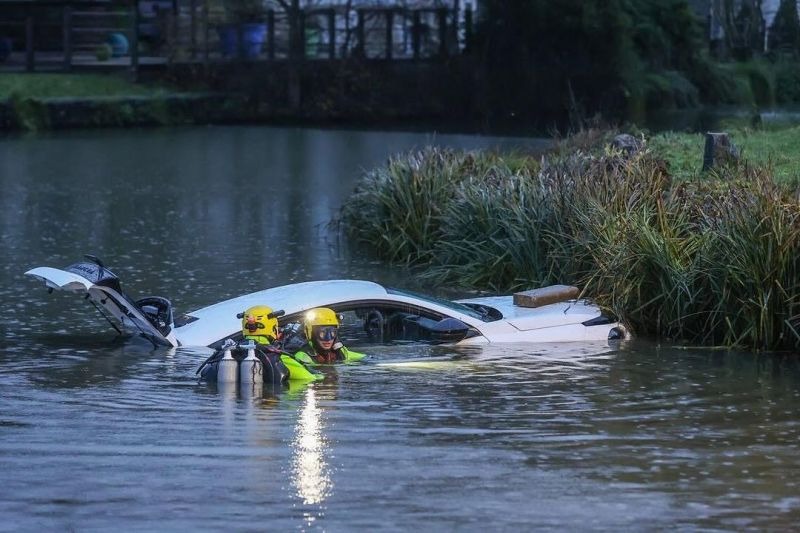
[106,32,129,57]
[218,23,266,59]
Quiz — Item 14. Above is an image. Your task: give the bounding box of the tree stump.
[702,132,739,171]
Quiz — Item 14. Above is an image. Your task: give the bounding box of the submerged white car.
[25,256,626,349]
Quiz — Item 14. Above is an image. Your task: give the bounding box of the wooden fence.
[0,0,145,71]
[0,0,472,75]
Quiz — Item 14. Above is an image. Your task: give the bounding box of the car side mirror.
[429,318,472,343]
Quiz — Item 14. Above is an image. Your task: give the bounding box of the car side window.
[338,305,448,344]
[276,302,478,347]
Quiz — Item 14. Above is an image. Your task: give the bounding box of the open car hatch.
[25,257,177,348]
[25,266,95,292]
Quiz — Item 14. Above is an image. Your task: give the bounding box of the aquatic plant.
[432,167,552,291]
[690,169,800,348]
[339,147,453,263]
[339,131,800,350]
[339,147,534,264]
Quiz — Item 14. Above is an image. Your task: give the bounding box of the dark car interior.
[285,301,480,346]
[208,301,481,350]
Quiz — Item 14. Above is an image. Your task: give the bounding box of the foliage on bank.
[0,74,170,100]
[474,0,707,125]
[339,130,800,351]
[0,74,249,131]
[473,0,800,127]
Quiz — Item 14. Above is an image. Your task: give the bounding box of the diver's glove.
[332,342,344,351]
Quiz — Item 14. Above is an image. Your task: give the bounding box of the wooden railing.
[0,0,144,72]
[0,1,473,75]
[167,3,472,63]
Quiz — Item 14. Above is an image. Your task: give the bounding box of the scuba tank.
[239,339,263,385]
[216,339,238,384]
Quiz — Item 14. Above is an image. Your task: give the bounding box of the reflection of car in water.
[25,255,626,349]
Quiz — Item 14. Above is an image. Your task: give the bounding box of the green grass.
[0,73,173,100]
[650,126,800,184]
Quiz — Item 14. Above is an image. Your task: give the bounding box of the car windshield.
[386,287,494,322]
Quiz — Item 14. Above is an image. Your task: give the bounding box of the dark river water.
[1,126,799,531]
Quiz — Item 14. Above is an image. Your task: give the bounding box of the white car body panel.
[26,264,624,348]
[457,296,603,331]
[176,281,619,346]
[26,267,94,292]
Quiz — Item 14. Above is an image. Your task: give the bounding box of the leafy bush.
[643,70,699,109]
[735,60,774,107]
[472,0,719,124]
[773,60,800,103]
[8,92,50,131]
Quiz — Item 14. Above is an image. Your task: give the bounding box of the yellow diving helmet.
[303,307,339,344]
[240,305,280,342]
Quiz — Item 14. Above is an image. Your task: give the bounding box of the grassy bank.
[0,74,236,131]
[652,126,800,183]
[0,73,172,99]
[339,127,800,351]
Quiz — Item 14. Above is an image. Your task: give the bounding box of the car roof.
[174,280,391,346]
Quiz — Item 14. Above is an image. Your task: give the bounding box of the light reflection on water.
[1,126,800,530]
[292,388,332,507]
[1,335,800,530]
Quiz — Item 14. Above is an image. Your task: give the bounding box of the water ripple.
[3,127,800,530]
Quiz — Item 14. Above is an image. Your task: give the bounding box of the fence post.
[267,9,275,59]
[131,0,140,79]
[63,6,72,71]
[171,1,179,64]
[385,9,393,59]
[25,9,34,72]
[327,8,335,59]
[166,7,176,64]
[412,10,421,60]
[237,21,244,60]
[356,9,365,57]
[203,0,210,65]
[189,0,197,59]
[464,4,472,53]
[299,9,306,60]
[437,8,447,58]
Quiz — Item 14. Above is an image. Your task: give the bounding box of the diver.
[293,307,366,365]
[197,305,322,383]
[241,304,283,346]
[240,305,322,382]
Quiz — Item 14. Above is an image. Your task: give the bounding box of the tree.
[769,0,800,55]
[716,0,765,59]
[473,0,709,127]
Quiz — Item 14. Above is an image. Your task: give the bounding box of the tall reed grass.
[338,136,800,350]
